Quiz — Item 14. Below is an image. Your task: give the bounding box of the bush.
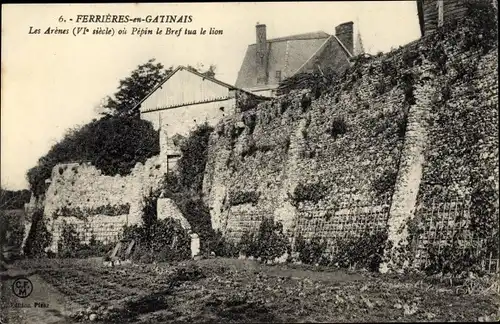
[27,116,160,197]
[0,210,26,261]
[327,117,348,139]
[23,209,53,258]
[291,182,327,205]
[123,189,190,263]
[238,218,290,262]
[123,218,191,263]
[330,230,388,272]
[422,233,498,277]
[0,189,31,210]
[295,234,328,265]
[228,190,260,206]
[122,189,190,263]
[208,230,239,258]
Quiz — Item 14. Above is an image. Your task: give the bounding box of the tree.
[0,188,31,210]
[27,116,160,197]
[102,59,172,117]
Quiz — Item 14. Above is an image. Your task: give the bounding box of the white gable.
[139,68,232,113]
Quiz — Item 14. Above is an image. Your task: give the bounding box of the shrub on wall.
[176,122,214,193]
[290,182,327,205]
[123,218,191,263]
[53,204,131,219]
[27,116,160,197]
[372,169,398,198]
[327,117,348,139]
[57,222,81,258]
[228,190,260,206]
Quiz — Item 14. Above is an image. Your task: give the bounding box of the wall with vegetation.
[42,155,168,252]
[203,7,498,272]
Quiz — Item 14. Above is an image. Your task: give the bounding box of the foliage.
[238,231,257,257]
[242,113,257,135]
[228,190,260,206]
[329,230,388,272]
[238,218,290,262]
[53,204,130,220]
[23,209,52,258]
[0,210,25,259]
[57,222,82,258]
[119,190,190,262]
[300,93,312,112]
[102,59,172,117]
[186,63,217,79]
[207,230,239,258]
[459,1,498,54]
[294,234,328,265]
[276,67,338,97]
[0,188,31,210]
[423,232,497,277]
[236,90,269,113]
[175,122,214,193]
[290,182,327,205]
[27,116,159,197]
[372,169,398,198]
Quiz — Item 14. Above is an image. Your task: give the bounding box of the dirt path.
[0,268,80,324]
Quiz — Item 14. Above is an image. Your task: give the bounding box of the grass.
[7,257,499,323]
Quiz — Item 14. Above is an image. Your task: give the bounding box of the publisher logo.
[12,277,33,298]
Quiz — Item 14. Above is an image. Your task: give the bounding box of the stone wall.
[203,20,499,272]
[204,48,412,241]
[42,155,168,252]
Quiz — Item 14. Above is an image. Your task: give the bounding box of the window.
[276,70,282,82]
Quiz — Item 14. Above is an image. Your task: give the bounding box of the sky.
[1,2,421,190]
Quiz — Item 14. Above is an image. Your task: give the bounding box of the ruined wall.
[203,47,414,242]
[203,19,499,267]
[43,155,168,252]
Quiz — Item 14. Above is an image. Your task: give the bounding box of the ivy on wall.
[52,203,131,220]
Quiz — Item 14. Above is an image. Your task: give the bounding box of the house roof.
[235,31,353,90]
[134,65,265,112]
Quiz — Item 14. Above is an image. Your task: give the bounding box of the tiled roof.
[235,31,351,90]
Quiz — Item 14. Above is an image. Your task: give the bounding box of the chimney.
[335,21,354,55]
[255,23,268,85]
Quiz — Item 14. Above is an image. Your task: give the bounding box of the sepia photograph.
[1,1,499,323]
